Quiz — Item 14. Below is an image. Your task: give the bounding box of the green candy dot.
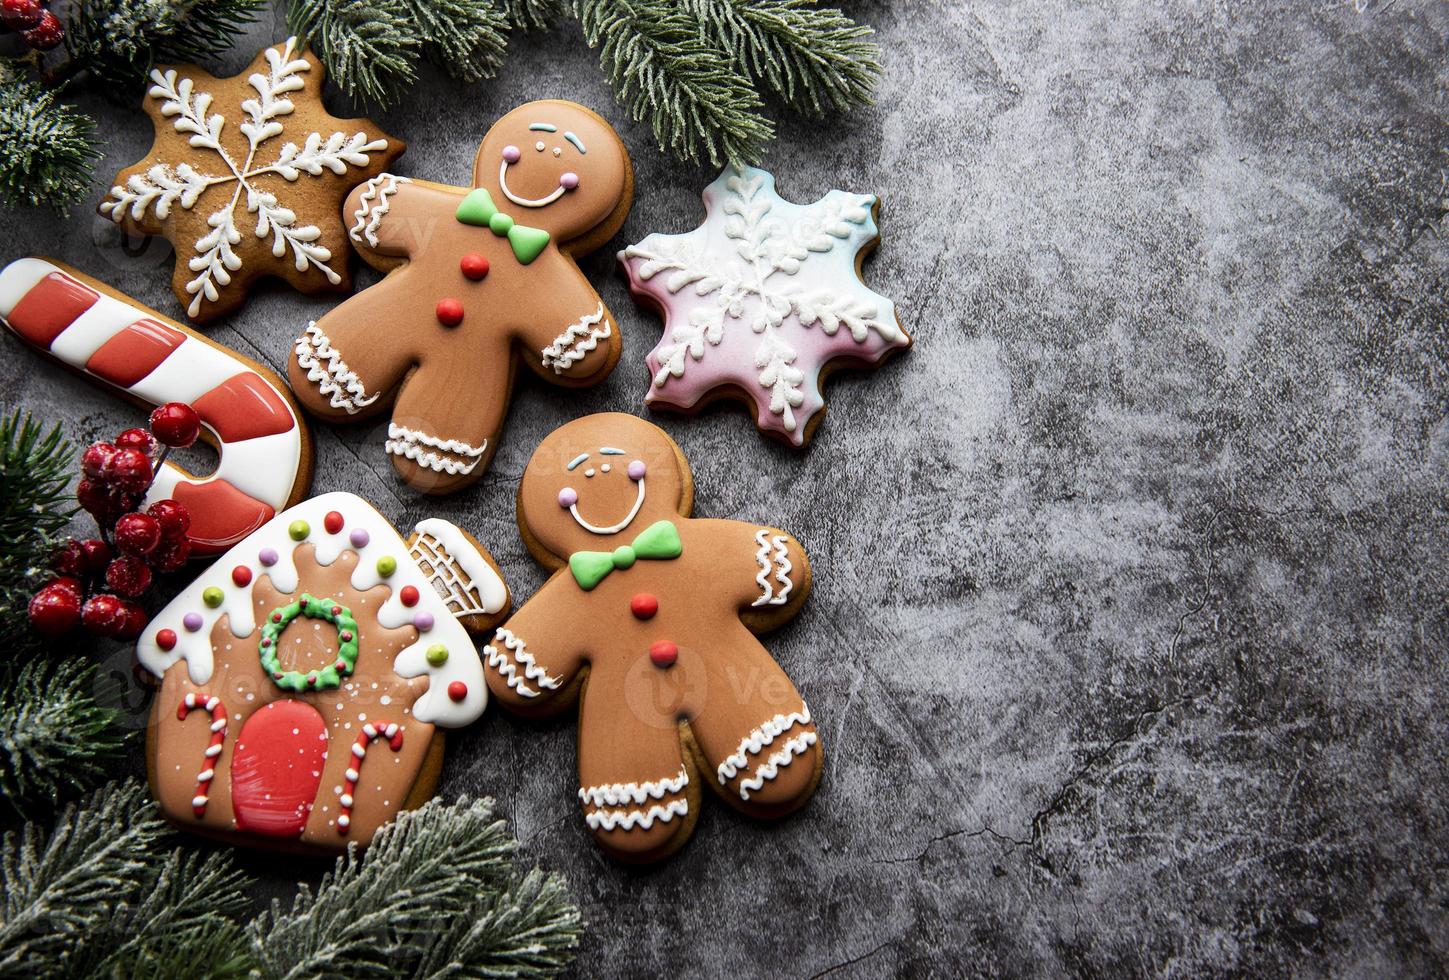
[489,212,514,235]
[288,520,310,541]
[202,587,224,608]
[426,644,449,666]
[376,555,397,578]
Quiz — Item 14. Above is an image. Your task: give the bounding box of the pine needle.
[289,0,423,107]
[405,0,510,86]
[0,412,74,638]
[502,0,565,31]
[576,0,773,166]
[64,0,268,90]
[0,69,100,211]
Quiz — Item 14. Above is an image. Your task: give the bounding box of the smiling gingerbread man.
[289,101,633,494]
[485,413,822,862]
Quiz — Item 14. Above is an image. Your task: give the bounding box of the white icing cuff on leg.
[483,628,563,698]
[295,321,379,414]
[384,424,486,475]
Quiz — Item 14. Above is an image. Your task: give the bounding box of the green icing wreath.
[259,593,360,692]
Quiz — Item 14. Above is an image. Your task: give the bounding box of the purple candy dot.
[350,529,370,548]
[558,487,578,508]
[628,460,646,481]
[560,171,579,190]
[183,612,204,632]
[413,612,435,632]
[502,144,521,164]
[258,547,278,567]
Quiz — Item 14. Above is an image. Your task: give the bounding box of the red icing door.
[230,700,328,837]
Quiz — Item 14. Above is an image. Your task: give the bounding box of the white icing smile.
[569,479,646,535]
[499,160,569,208]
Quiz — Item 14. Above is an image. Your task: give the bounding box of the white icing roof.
[135,492,500,727]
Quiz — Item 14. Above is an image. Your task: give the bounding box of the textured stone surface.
[2,1,1447,975]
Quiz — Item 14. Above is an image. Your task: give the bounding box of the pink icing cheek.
[502,144,521,164]
[627,460,646,481]
[558,487,578,508]
[560,172,580,190]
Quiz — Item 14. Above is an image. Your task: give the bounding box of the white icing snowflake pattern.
[619,165,907,444]
[101,38,389,318]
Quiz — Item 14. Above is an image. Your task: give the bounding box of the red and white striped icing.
[0,258,306,554]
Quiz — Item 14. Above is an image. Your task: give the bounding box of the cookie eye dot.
[502,144,521,163]
[553,147,562,157]
[584,468,596,478]
[627,460,646,481]
[601,463,611,473]
[535,140,545,152]
[558,487,578,508]
[560,171,579,190]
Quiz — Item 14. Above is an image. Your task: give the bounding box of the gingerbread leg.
[289,285,422,421]
[576,670,698,862]
[686,633,822,820]
[383,355,508,495]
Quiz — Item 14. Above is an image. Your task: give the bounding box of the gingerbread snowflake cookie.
[620,165,910,446]
[485,413,820,863]
[287,100,632,495]
[100,37,403,322]
[136,492,508,851]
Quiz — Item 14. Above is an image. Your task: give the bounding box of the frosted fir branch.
[503,0,566,31]
[63,0,267,90]
[0,68,100,211]
[288,0,422,106]
[0,413,74,641]
[405,0,510,85]
[575,0,773,166]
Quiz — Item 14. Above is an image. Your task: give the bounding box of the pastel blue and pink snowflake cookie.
[619,165,910,446]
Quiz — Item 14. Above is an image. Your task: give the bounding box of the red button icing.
[436,298,465,326]
[85,318,185,385]
[6,272,97,348]
[447,681,467,702]
[649,640,678,668]
[400,585,419,607]
[460,254,489,280]
[630,593,659,619]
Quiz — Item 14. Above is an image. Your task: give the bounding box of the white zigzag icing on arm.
[771,534,793,604]
[482,628,562,698]
[295,321,378,413]
[349,173,410,247]
[585,799,689,832]
[737,731,817,801]
[384,424,486,475]
[540,303,611,374]
[717,704,812,784]
[578,767,688,807]
[751,529,774,605]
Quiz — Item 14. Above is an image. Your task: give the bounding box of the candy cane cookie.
[0,258,313,555]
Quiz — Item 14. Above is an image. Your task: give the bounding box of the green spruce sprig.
[0,412,75,638]
[0,66,100,211]
[503,0,566,31]
[63,0,268,90]
[287,0,421,106]
[0,784,582,978]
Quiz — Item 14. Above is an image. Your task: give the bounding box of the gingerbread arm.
[695,519,811,621]
[508,253,620,385]
[344,176,461,268]
[482,572,589,715]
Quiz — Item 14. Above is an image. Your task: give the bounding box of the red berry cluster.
[0,0,63,51]
[28,403,203,640]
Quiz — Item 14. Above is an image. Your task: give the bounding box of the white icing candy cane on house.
[349,173,411,248]
[137,492,503,728]
[177,692,228,816]
[336,721,404,833]
[750,529,794,607]
[580,768,690,832]
[540,303,612,375]
[0,258,307,555]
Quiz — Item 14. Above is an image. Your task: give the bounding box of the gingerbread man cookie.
[288,101,632,495]
[100,37,403,322]
[484,413,820,862]
[136,492,509,851]
[620,165,910,446]
[0,257,312,555]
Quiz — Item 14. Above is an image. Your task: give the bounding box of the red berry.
[20,9,63,50]
[105,555,152,597]
[150,536,191,573]
[106,448,153,493]
[114,600,147,640]
[52,539,87,577]
[1,0,43,32]
[78,538,113,574]
[436,298,465,326]
[82,442,118,479]
[146,499,191,539]
[81,594,126,637]
[460,254,489,280]
[115,428,156,453]
[29,580,82,637]
[114,512,162,556]
[76,478,112,518]
[149,402,201,449]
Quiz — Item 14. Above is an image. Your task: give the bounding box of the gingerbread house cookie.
[136,492,508,850]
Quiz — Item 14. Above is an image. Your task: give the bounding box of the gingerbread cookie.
[136,492,508,851]
[288,100,632,495]
[100,37,403,322]
[0,257,312,555]
[619,165,910,446]
[484,413,820,862]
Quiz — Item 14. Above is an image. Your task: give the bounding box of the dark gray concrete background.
[2,1,1446,975]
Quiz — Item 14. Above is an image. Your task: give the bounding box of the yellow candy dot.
[288,520,310,540]
[202,587,224,608]
[426,644,449,666]
[376,556,397,577]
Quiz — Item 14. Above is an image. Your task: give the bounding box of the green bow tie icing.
[455,188,551,264]
[569,520,683,590]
